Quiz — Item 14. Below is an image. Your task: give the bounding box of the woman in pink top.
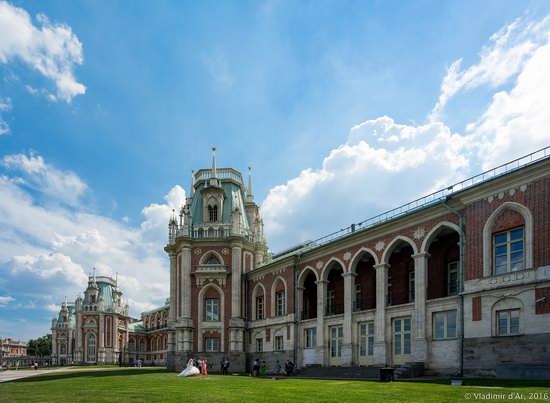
[201,357,208,375]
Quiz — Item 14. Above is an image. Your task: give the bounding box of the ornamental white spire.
[246,166,254,202]
[211,147,217,178]
[190,170,195,197]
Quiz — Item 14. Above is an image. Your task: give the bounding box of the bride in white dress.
[178,359,200,377]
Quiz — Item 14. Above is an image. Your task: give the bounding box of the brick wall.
[535,287,550,315]
[472,296,482,321]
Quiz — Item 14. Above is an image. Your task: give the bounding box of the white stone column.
[412,252,430,362]
[231,242,243,318]
[98,313,105,363]
[254,251,263,269]
[373,263,389,366]
[296,286,305,320]
[181,245,192,318]
[341,272,356,366]
[169,253,177,321]
[315,279,327,366]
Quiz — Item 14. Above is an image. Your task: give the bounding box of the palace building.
[164,147,550,377]
[52,147,550,377]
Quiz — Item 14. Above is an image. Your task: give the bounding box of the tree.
[27,334,52,356]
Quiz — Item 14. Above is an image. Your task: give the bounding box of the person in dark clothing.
[222,358,230,375]
[252,358,260,377]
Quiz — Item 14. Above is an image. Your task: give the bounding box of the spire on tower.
[211,147,217,178]
[246,166,254,203]
[190,170,195,197]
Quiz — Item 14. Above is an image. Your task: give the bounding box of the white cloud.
[0,96,12,135]
[0,295,15,306]
[0,1,85,102]
[2,151,89,206]
[262,116,470,250]
[430,15,550,121]
[0,152,183,326]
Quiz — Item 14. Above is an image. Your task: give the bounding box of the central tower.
[165,149,268,371]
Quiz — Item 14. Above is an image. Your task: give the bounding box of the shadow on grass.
[10,368,170,383]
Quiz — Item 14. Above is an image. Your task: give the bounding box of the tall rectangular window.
[326,289,335,315]
[205,337,219,352]
[433,310,457,339]
[354,284,362,311]
[497,309,520,336]
[276,291,286,316]
[304,328,316,348]
[274,335,284,351]
[359,322,375,356]
[256,296,264,320]
[448,262,459,296]
[494,227,524,274]
[205,298,219,321]
[256,338,263,352]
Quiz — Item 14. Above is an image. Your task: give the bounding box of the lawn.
[1,368,549,402]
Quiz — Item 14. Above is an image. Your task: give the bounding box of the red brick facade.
[535,287,550,315]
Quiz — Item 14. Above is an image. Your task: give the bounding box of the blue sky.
[1,0,550,340]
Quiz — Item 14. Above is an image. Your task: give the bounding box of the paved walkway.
[0,366,145,383]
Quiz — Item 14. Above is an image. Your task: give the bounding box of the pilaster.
[341,271,357,366]
[315,279,328,365]
[412,252,430,362]
[374,263,389,366]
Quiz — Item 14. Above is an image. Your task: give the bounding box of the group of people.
[251,359,295,376]
[177,357,209,377]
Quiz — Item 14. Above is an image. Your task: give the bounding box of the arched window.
[87,333,96,362]
[139,339,145,352]
[206,257,221,265]
[128,339,135,352]
[208,205,218,222]
[60,343,66,355]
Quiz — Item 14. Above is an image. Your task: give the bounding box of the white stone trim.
[270,276,288,317]
[297,266,319,286]
[251,282,266,321]
[381,235,419,264]
[348,247,379,273]
[420,221,460,253]
[320,257,346,281]
[482,201,533,277]
[198,249,225,266]
[197,283,225,352]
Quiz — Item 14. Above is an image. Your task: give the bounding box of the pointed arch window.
[87,333,96,362]
[208,205,218,222]
[206,257,221,265]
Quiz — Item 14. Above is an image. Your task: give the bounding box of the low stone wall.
[464,333,550,377]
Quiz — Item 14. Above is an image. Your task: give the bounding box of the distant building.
[1,338,28,357]
[51,275,169,366]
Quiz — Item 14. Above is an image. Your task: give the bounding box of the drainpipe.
[293,253,302,369]
[441,198,465,377]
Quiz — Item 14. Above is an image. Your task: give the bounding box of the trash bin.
[379,367,394,382]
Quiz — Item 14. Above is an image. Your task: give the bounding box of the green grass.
[1,368,549,402]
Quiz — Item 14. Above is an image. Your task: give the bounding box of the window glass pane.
[498,317,508,335]
[510,228,524,240]
[368,336,374,356]
[368,323,374,335]
[495,233,507,244]
[495,255,508,266]
[338,327,343,338]
[360,324,366,336]
[360,336,366,356]
[404,333,411,354]
[435,313,445,339]
[495,245,507,255]
[510,241,523,252]
[510,317,519,334]
[394,334,401,355]
[447,311,456,338]
[495,264,508,274]
[511,251,524,262]
[394,320,401,332]
[404,318,411,332]
[511,261,524,271]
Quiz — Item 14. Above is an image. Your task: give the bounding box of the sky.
[1,0,550,340]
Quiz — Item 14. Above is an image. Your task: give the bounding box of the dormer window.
[208,205,218,222]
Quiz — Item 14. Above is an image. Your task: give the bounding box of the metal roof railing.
[266,145,550,263]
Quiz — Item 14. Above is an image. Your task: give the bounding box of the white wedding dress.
[178,359,200,377]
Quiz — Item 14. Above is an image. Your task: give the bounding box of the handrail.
[267,146,550,261]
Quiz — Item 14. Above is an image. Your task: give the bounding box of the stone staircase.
[393,362,425,379]
[292,365,380,380]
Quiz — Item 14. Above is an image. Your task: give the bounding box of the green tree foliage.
[27,334,52,356]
